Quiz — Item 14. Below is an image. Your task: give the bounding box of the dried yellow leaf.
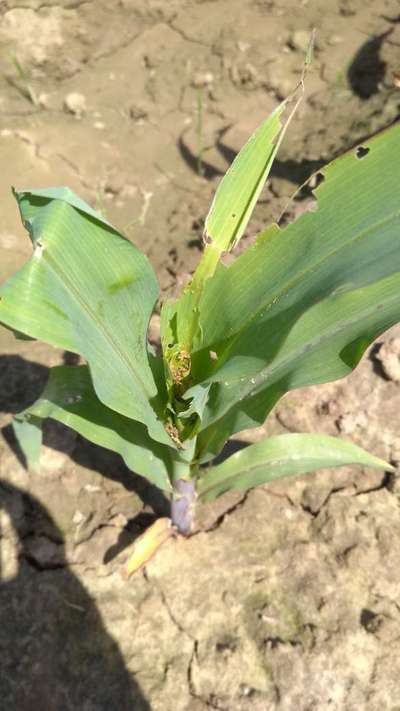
[124,517,175,579]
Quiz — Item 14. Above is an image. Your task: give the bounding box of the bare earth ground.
[1,1,400,709]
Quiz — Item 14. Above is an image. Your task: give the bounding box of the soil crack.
[354,470,396,496]
[144,568,195,640]
[167,20,211,48]
[187,639,200,699]
[4,1,92,12]
[186,640,225,708]
[88,29,143,64]
[22,552,66,572]
[195,492,250,535]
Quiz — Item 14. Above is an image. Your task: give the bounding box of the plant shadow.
[212,437,249,465]
[347,30,392,99]
[0,479,152,710]
[177,127,325,188]
[0,353,170,521]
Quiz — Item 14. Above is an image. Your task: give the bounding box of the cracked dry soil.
[1,1,400,709]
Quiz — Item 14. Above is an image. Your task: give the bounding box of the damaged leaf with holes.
[1,105,399,565]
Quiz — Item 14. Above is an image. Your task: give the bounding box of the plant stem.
[171,478,196,535]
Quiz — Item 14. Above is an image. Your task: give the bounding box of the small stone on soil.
[63,92,87,118]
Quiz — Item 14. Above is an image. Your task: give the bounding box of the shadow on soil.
[0,354,169,520]
[0,480,152,710]
[347,30,392,99]
[177,127,325,185]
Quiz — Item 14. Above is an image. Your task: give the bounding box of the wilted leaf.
[124,517,174,578]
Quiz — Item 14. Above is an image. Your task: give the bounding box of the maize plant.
[1,99,399,567]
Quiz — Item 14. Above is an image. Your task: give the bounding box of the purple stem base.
[171,479,196,536]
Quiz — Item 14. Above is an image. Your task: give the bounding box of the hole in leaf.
[308,171,325,190]
[187,237,203,251]
[278,170,327,228]
[355,145,370,159]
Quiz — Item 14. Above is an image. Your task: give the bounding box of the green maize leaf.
[178,383,211,421]
[14,365,173,492]
[14,186,116,232]
[194,125,400,368]
[197,270,400,461]
[189,125,400,459]
[195,382,282,464]
[162,97,297,354]
[12,413,42,472]
[197,433,393,502]
[0,189,172,447]
[204,98,290,253]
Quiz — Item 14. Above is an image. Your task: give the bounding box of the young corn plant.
[1,101,400,569]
